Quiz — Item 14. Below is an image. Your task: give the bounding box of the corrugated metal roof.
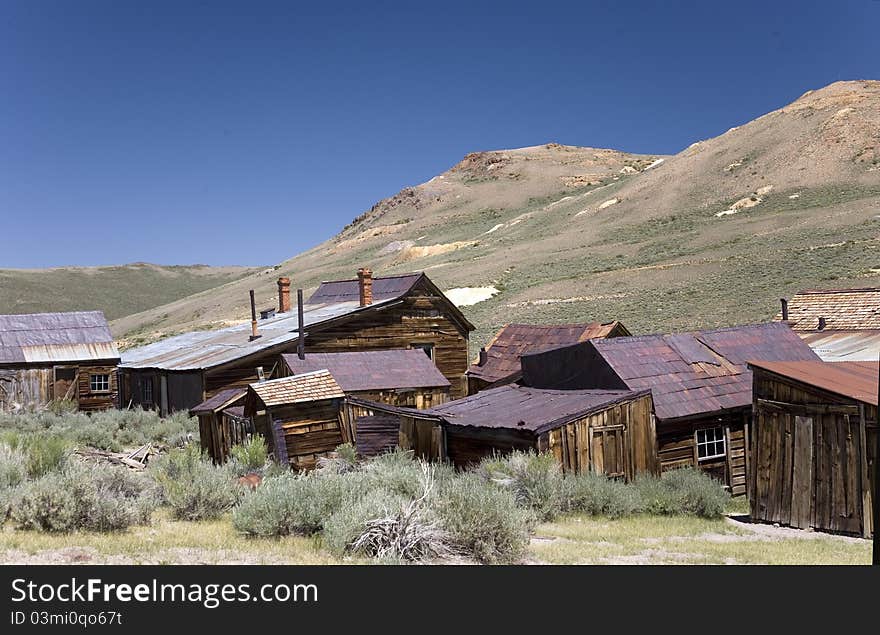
[467,322,628,384]
[424,384,647,433]
[281,349,450,392]
[749,360,878,406]
[307,273,422,304]
[592,323,820,421]
[0,311,119,365]
[190,387,247,415]
[248,369,344,408]
[775,288,880,331]
[798,330,880,362]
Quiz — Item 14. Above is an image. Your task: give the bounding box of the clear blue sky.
[1,0,877,268]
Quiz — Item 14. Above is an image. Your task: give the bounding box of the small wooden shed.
[749,360,877,538]
[244,370,346,470]
[189,388,249,463]
[393,385,658,478]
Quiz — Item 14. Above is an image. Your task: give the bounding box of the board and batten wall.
[750,368,876,538]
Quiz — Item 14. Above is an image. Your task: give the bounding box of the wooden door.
[53,366,77,402]
[591,424,626,479]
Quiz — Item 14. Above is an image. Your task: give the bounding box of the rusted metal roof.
[0,311,119,365]
[424,384,648,433]
[527,322,820,422]
[775,288,880,331]
[748,360,878,406]
[248,369,344,408]
[189,387,247,415]
[467,321,628,384]
[281,349,450,392]
[306,273,423,304]
[798,330,880,362]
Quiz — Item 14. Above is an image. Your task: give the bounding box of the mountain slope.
[0,263,260,322]
[113,80,880,354]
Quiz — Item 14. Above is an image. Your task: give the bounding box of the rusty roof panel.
[281,349,449,392]
[425,384,649,433]
[749,360,878,406]
[0,311,119,365]
[592,323,820,421]
[306,273,422,304]
[249,369,344,408]
[467,322,627,384]
[775,288,880,331]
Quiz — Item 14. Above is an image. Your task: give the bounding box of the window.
[411,343,434,360]
[695,426,726,461]
[89,374,110,393]
[142,379,153,403]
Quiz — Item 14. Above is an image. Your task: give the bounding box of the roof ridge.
[316,272,422,284]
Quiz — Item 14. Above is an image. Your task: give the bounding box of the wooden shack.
[189,388,248,463]
[388,385,658,478]
[749,360,877,538]
[120,270,474,415]
[0,311,121,412]
[520,323,821,495]
[466,321,629,394]
[244,370,346,470]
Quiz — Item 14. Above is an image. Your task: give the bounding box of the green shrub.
[19,435,71,478]
[150,446,242,521]
[478,451,563,521]
[8,464,157,532]
[315,443,359,474]
[635,468,729,519]
[229,437,269,476]
[434,474,532,563]
[361,449,451,499]
[322,489,410,557]
[0,443,28,489]
[560,472,644,519]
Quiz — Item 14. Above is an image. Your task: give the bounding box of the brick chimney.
[357,268,373,307]
[277,277,291,313]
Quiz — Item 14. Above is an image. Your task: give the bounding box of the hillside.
[0,263,260,322]
[112,80,880,354]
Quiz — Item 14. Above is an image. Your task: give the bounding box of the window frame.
[142,378,153,404]
[89,373,111,394]
[695,426,726,461]
[410,342,435,361]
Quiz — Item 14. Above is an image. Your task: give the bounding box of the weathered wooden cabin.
[465,321,630,394]
[244,370,347,470]
[189,387,248,463]
[775,288,880,362]
[386,384,658,478]
[0,311,121,412]
[748,360,877,538]
[520,323,820,495]
[119,270,474,415]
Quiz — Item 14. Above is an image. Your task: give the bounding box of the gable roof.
[776,288,880,331]
[467,322,629,384]
[247,369,344,409]
[189,387,247,415]
[280,349,450,392]
[422,384,648,433]
[749,360,878,406]
[0,311,119,365]
[121,272,472,371]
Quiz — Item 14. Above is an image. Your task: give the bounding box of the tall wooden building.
[519,323,820,495]
[0,311,120,412]
[749,360,876,537]
[119,270,474,414]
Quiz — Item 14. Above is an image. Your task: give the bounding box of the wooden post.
[874,357,879,564]
[297,289,305,359]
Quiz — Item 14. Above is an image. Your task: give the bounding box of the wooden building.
[775,288,880,362]
[0,311,121,412]
[520,323,820,495]
[244,370,347,470]
[189,387,249,463]
[119,269,474,415]
[749,360,877,538]
[385,384,658,478]
[465,321,630,394]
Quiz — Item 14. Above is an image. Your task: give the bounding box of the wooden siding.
[0,363,117,412]
[198,410,252,464]
[268,399,345,471]
[750,369,876,537]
